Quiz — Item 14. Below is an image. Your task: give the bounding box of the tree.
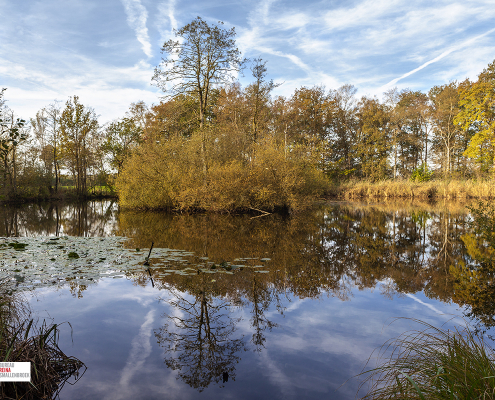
[125,101,148,130]
[0,90,27,197]
[429,83,462,175]
[327,84,358,177]
[245,58,279,146]
[455,61,495,173]
[102,118,142,175]
[145,95,200,141]
[288,85,332,172]
[30,103,63,194]
[394,90,430,177]
[384,87,408,179]
[59,96,99,197]
[355,97,391,180]
[153,16,244,178]
[155,282,245,391]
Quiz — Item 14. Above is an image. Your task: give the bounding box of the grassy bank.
[338,179,495,200]
[359,319,495,400]
[0,280,85,399]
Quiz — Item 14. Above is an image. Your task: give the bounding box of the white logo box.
[0,362,31,382]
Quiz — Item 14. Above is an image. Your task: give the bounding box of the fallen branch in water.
[249,207,271,219]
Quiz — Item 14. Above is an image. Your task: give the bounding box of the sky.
[1,0,495,123]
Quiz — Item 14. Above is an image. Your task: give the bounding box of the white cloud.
[1,58,160,123]
[4,0,495,122]
[380,26,495,90]
[118,309,156,390]
[323,0,405,31]
[121,0,153,58]
[158,0,178,35]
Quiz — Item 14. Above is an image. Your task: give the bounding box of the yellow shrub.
[116,136,329,212]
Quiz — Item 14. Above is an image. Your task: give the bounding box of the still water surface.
[0,200,489,399]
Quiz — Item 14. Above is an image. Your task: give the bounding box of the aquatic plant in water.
[0,236,271,292]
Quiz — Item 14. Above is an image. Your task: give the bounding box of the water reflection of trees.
[0,200,118,237]
[7,200,495,387]
[119,202,495,388]
[118,203,480,324]
[155,274,246,391]
[448,203,495,331]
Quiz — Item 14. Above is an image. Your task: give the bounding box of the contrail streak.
[381,26,495,89]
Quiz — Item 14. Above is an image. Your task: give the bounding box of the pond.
[0,199,491,399]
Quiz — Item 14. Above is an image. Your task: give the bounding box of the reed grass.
[359,319,495,400]
[0,280,86,399]
[340,179,495,200]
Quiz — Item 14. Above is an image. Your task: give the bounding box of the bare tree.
[153,16,244,179]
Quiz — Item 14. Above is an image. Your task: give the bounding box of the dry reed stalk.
[341,180,495,201]
[0,280,86,399]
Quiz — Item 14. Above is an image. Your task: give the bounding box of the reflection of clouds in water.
[260,350,296,400]
[114,309,155,399]
[264,290,462,372]
[259,346,343,398]
[120,291,157,307]
[406,293,444,314]
[405,293,466,326]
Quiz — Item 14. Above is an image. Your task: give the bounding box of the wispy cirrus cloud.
[121,0,153,58]
[157,0,180,47]
[380,26,495,90]
[3,0,495,121]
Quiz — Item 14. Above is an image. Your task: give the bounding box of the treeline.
[2,18,495,209]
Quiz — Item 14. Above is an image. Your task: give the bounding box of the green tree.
[394,90,430,177]
[102,118,142,175]
[355,97,391,180]
[429,82,462,175]
[327,84,358,177]
[288,85,333,172]
[59,96,99,196]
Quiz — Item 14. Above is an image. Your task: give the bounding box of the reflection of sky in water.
[29,277,463,400]
[2,200,490,399]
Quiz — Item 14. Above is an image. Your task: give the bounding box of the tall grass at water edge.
[358,319,495,400]
[0,280,85,399]
[340,179,495,200]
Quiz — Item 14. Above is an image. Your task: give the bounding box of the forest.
[2,17,495,211]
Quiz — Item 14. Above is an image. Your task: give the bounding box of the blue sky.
[1,0,495,123]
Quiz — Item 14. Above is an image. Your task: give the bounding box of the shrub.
[116,137,329,212]
[410,163,433,182]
